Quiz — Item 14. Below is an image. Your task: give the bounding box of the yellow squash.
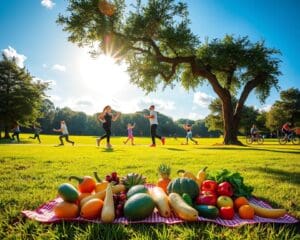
[101,184,115,223]
[249,203,286,219]
[196,166,207,187]
[80,184,125,207]
[149,186,171,218]
[168,193,198,221]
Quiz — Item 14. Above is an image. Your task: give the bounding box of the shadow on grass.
[165,147,186,152]
[199,147,300,155]
[249,167,300,186]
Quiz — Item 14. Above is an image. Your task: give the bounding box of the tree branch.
[159,62,178,82]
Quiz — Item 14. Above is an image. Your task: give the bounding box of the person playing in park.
[123,123,136,145]
[11,122,21,143]
[250,124,259,138]
[29,124,42,143]
[96,105,121,149]
[183,123,198,145]
[53,120,75,146]
[144,105,165,147]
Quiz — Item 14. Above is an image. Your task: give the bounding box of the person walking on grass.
[11,123,20,143]
[144,105,165,147]
[182,123,198,145]
[97,105,121,149]
[53,120,75,146]
[29,124,42,143]
[123,123,136,145]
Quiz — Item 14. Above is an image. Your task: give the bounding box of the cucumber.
[194,205,219,219]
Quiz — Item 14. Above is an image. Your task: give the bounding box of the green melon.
[126,185,148,199]
[58,183,79,202]
[124,193,155,221]
[167,177,199,200]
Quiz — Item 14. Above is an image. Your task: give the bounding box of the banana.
[249,203,286,219]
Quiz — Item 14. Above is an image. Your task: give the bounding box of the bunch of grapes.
[105,172,120,184]
[113,191,127,217]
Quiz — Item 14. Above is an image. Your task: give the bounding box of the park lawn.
[0,134,299,240]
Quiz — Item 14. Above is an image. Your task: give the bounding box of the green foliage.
[57,0,281,144]
[0,55,48,136]
[0,135,299,238]
[266,88,300,131]
[207,169,254,198]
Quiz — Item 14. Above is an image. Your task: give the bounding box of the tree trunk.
[221,95,243,145]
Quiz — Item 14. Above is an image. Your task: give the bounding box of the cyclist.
[282,122,293,138]
[250,124,259,139]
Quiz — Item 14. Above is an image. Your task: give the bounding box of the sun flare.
[79,52,129,96]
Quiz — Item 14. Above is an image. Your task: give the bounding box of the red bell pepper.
[217,181,233,197]
[69,176,96,193]
[195,192,217,205]
[201,180,218,193]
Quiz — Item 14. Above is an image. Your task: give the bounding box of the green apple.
[217,195,234,208]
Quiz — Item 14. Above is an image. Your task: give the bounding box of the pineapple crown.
[158,164,171,176]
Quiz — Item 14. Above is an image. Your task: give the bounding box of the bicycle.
[278,131,300,145]
[246,133,264,144]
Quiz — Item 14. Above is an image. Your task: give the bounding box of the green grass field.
[0,134,299,240]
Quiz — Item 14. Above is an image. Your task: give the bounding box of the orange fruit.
[234,196,249,210]
[238,204,255,219]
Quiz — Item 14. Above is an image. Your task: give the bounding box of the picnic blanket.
[22,197,298,227]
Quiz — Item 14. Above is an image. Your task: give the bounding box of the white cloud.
[41,0,55,9]
[2,46,27,68]
[136,97,175,112]
[256,104,272,112]
[188,112,206,120]
[42,63,48,68]
[52,64,66,72]
[33,77,56,86]
[49,94,62,102]
[193,92,214,107]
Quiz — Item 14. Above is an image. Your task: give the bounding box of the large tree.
[266,88,300,131]
[0,55,48,138]
[205,98,263,135]
[57,0,281,144]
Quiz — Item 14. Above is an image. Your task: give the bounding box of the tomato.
[219,206,235,220]
[201,180,218,193]
[217,182,233,197]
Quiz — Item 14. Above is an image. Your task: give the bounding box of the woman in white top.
[53,120,75,146]
[144,105,165,147]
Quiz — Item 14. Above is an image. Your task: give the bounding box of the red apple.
[219,206,235,220]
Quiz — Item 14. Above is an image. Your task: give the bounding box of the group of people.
[10,105,198,148]
[10,106,296,147]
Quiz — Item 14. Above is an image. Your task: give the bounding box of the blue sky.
[0,0,299,120]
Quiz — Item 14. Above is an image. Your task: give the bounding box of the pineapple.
[121,173,146,190]
[157,164,171,193]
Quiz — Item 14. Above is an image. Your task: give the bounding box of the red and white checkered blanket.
[22,197,298,227]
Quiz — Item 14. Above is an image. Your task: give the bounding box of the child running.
[53,120,75,146]
[29,124,42,143]
[123,123,136,145]
[97,105,121,149]
[183,123,198,145]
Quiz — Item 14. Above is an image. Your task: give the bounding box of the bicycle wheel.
[292,136,300,145]
[246,136,253,144]
[257,137,264,144]
[278,137,287,145]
